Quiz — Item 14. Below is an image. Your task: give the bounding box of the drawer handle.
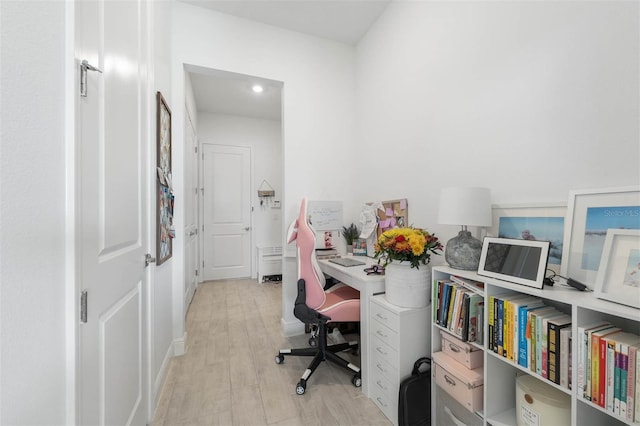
[449,343,461,353]
[375,313,389,321]
[376,346,388,355]
[376,363,388,373]
[376,330,388,338]
[376,397,388,407]
[376,380,387,390]
[444,374,457,386]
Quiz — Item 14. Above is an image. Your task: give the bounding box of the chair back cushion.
[292,198,326,309]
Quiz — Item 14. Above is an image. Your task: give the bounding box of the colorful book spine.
[548,315,571,384]
[592,328,621,407]
[488,295,495,353]
[560,327,572,389]
[628,344,638,421]
[497,297,505,357]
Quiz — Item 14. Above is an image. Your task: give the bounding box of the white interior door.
[202,144,252,280]
[76,0,148,424]
[184,109,198,308]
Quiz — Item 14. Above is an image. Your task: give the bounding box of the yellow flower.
[374,227,443,269]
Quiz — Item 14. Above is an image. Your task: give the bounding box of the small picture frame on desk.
[353,239,367,256]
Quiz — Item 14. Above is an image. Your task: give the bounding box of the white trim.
[173,333,187,356]
[281,318,305,337]
[153,344,174,409]
[64,0,78,423]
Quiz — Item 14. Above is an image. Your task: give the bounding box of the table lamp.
[438,187,492,270]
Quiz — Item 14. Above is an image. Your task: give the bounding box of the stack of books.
[576,322,640,422]
[315,248,338,260]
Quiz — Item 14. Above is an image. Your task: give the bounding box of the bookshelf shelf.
[431,265,640,426]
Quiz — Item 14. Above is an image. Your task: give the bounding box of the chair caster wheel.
[351,374,361,388]
[275,354,284,364]
[308,337,318,347]
[296,381,306,395]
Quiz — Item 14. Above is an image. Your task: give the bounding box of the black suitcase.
[398,357,431,426]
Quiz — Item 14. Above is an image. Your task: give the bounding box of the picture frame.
[561,186,640,289]
[156,91,173,266]
[489,203,566,273]
[594,229,640,308]
[478,237,551,289]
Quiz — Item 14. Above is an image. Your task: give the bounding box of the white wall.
[150,0,175,411]
[354,1,640,253]
[172,2,358,335]
[198,112,283,271]
[0,1,67,424]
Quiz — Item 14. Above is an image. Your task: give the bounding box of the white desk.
[318,256,386,397]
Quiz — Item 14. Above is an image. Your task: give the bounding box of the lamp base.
[445,230,483,270]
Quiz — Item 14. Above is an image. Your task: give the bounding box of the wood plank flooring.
[151,279,392,426]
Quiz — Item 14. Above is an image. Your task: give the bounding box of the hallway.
[151,279,391,425]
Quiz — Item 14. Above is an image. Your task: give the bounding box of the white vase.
[384,262,431,308]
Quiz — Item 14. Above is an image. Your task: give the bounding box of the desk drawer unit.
[369,295,431,426]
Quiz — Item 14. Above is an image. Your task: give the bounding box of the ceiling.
[182,0,391,121]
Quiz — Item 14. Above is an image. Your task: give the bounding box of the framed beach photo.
[490,203,566,273]
[594,229,640,308]
[561,187,640,289]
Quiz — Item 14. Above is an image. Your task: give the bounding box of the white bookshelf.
[431,265,640,426]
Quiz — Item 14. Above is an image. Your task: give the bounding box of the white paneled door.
[202,144,252,280]
[184,109,198,310]
[76,0,149,424]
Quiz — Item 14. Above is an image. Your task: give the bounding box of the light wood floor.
[151,278,392,426]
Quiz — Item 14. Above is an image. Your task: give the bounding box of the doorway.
[185,67,283,282]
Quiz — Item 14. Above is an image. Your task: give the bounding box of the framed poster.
[594,229,640,308]
[156,91,173,265]
[561,186,640,289]
[490,203,566,273]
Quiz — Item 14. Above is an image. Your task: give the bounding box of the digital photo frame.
[478,237,551,289]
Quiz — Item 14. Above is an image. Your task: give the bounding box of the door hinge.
[80,290,88,323]
[195,269,199,277]
[194,146,198,153]
[80,59,103,97]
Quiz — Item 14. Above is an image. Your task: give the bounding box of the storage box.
[432,351,483,413]
[435,384,483,426]
[441,331,483,370]
[515,374,570,426]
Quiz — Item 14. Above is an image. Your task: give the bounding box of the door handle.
[145,253,156,267]
[244,227,250,231]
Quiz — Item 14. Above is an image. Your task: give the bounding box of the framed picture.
[594,229,640,308]
[490,203,566,273]
[156,91,173,266]
[561,186,640,289]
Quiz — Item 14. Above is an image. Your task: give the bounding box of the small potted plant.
[342,223,360,254]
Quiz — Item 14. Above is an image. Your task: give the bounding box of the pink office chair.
[275,198,361,395]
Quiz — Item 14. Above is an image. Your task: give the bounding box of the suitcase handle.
[411,357,431,376]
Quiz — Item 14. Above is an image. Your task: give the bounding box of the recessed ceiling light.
[252,84,264,94]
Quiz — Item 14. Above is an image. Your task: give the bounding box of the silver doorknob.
[244,227,250,231]
[145,253,156,267]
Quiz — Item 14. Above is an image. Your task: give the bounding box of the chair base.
[275,322,361,395]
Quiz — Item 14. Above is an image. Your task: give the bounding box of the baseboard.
[153,344,174,409]
[173,332,186,356]
[281,317,305,337]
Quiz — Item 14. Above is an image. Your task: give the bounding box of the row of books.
[576,321,640,422]
[434,277,484,344]
[487,294,572,389]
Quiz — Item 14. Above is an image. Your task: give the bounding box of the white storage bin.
[515,374,570,426]
[432,351,483,413]
[435,384,483,426]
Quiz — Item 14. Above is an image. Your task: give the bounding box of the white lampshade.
[438,187,492,227]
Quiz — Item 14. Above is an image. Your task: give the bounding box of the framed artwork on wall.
[489,203,566,274]
[156,91,174,266]
[561,186,640,289]
[594,229,640,308]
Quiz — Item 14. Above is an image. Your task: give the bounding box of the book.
[440,282,452,327]
[488,295,496,353]
[450,274,485,292]
[628,343,639,421]
[497,296,505,357]
[592,327,621,406]
[517,299,546,367]
[618,334,640,417]
[455,291,471,339]
[547,314,571,384]
[536,310,564,377]
[528,306,557,373]
[560,327,572,389]
[446,285,458,330]
[477,301,484,345]
[504,295,540,362]
[467,293,483,343]
[605,332,640,414]
[577,322,611,400]
[635,347,640,423]
[584,323,616,401]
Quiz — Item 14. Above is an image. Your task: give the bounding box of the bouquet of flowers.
[374,227,443,269]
